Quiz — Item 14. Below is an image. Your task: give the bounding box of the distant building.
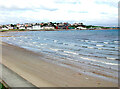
[2,27,9,30]
[8,27,13,30]
[32,25,42,30]
[42,26,55,29]
[76,26,87,30]
[19,26,25,29]
[57,24,66,29]
[27,26,33,30]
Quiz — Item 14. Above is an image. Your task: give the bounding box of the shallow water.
[0,29,119,82]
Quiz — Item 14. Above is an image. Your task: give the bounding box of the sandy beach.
[0,42,118,87]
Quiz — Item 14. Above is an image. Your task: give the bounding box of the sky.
[0,0,119,26]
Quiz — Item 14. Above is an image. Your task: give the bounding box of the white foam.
[33,42,37,44]
[63,43,68,45]
[80,57,118,66]
[106,57,116,60]
[91,41,97,43]
[104,42,109,44]
[44,38,49,40]
[88,47,94,49]
[64,51,78,55]
[40,44,47,45]
[114,41,119,43]
[96,45,104,47]
[85,40,89,42]
[67,58,74,61]
[53,40,58,43]
[50,48,60,51]
[115,47,119,49]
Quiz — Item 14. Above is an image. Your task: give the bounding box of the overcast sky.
[0,0,119,26]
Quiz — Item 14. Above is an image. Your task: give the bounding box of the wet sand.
[0,42,118,87]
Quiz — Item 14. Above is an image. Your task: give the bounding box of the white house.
[76,26,87,30]
[8,27,13,30]
[19,26,25,29]
[27,27,32,30]
[2,27,9,30]
[32,25,42,30]
[42,26,55,29]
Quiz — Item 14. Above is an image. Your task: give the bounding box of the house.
[19,26,25,30]
[2,27,9,30]
[42,26,55,29]
[76,26,87,30]
[56,23,69,29]
[8,27,13,30]
[27,26,33,30]
[32,25,42,30]
[57,24,66,29]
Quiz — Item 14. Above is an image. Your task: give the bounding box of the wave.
[50,48,60,51]
[85,40,89,42]
[53,40,58,43]
[114,41,119,43]
[49,48,64,52]
[80,57,118,66]
[33,42,37,44]
[96,44,104,47]
[104,42,109,44]
[87,47,94,49]
[40,43,47,45]
[38,37,40,39]
[63,43,69,45]
[91,41,97,43]
[106,57,117,60]
[64,51,78,55]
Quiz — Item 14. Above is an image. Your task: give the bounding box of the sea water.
[0,29,119,82]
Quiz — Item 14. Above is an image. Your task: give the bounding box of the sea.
[0,29,119,83]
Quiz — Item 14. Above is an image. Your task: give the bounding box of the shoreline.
[0,28,118,32]
[0,42,118,87]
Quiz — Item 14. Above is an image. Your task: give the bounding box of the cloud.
[0,0,118,26]
[95,0,119,7]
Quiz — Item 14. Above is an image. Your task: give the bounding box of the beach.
[0,42,118,87]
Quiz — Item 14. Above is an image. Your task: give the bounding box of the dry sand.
[0,42,118,87]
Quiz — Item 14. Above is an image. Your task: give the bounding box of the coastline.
[0,28,118,32]
[0,42,118,87]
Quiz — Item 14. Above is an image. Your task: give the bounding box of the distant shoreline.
[0,28,118,32]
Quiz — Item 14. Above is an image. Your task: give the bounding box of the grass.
[9,29,25,31]
[0,82,7,89]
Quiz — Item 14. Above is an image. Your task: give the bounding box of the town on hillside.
[0,22,118,31]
